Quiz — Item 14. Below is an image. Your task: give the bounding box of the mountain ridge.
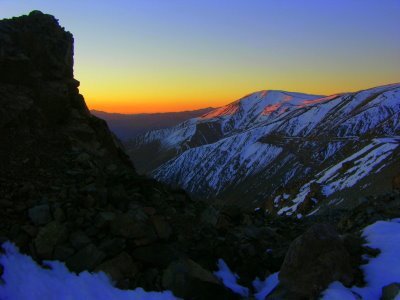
[129,83,400,215]
[91,107,214,141]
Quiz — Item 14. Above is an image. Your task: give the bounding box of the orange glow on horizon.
[80,79,400,114]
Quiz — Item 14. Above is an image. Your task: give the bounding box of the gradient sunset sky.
[1,0,399,113]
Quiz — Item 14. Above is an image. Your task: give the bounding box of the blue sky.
[1,0,399,112]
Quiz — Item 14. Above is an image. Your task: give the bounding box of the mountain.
[91,107,214,141]
[2,11,400,300]
[128,84,400,215]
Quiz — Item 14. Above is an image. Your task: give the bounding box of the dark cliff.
[0,11,238,299]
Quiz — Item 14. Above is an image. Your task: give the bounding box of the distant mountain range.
[91,107,214,141]
[127,83,400,216]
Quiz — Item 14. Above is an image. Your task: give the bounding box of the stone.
[151,215,172,240]
[200,206,219,227]
[95,252,138,283]
[28,204,51,225]
[21,224,38,237]
[381,283,400,300]
[131,244,180,267]
[143,207,157,216]
[53,245,75,261]
[34,221,68,259]
[94,212,115,229]
[83,195,96,208]
[278,223,353,298]
[53,207,66,222]
[66,244,106,273]
[163,258,237,299]
[110,213,152,239]
[69,231,91,250]
[98,238,126,258]
[108,184,129,206]
[392,174,400,191]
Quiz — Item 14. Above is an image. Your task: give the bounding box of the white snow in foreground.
[0,242,177,300]
[214,260,279,299]
[323,219,400,299]
[214,259,249,297]
[253,272,279,300]
[2,218,400,300]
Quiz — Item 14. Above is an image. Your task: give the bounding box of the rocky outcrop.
[278,223,353,298]
[0,11,308,298]
[0,11,238,297]
[381,283,400,300]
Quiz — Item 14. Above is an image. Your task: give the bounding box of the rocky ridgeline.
[0,11,399,300]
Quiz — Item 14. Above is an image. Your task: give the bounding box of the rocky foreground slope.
[1,11,400,300]
[129,83,400,216]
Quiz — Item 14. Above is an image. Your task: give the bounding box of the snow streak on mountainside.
[128,83,400,215]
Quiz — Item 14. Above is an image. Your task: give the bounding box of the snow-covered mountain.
[127,83,400,215]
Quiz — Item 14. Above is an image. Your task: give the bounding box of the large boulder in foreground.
[162,258,239,299]
[278,223,353,298]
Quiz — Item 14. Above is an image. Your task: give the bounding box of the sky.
[1,0,399,113]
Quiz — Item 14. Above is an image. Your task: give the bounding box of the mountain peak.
[0,11,74,84]
[201,89,324,120]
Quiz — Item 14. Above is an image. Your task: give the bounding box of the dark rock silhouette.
[278,223,353,298]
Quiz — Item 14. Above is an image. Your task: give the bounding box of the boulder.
[69,231,91,250]
[94,212,115,229]
[200,206,219,227]
[28,204,51,225]
[110,213,153,239]
[66,244,106,273]
[131,244,180,267]
[34,221,68,259]
[98,237,126,258]
[95,252,138,283]
[278,223,353,298]
[53,207,66,222]
[162,258,239,299]
[381,283,400,300]
[151,216,172,240]
[53,245,75,261]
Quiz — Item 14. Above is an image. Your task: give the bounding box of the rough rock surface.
[278,223,353,298]
[381,283,400,300]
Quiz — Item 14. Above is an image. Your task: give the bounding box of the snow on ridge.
[319,138,399,196]
[153,125,283,195]
[277,137,400,216]
[136,83,400,203]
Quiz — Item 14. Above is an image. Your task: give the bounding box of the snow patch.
[0,242,178,300]
[323,219,400,299]
[214,259,249,297]
[253,272,279,300]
